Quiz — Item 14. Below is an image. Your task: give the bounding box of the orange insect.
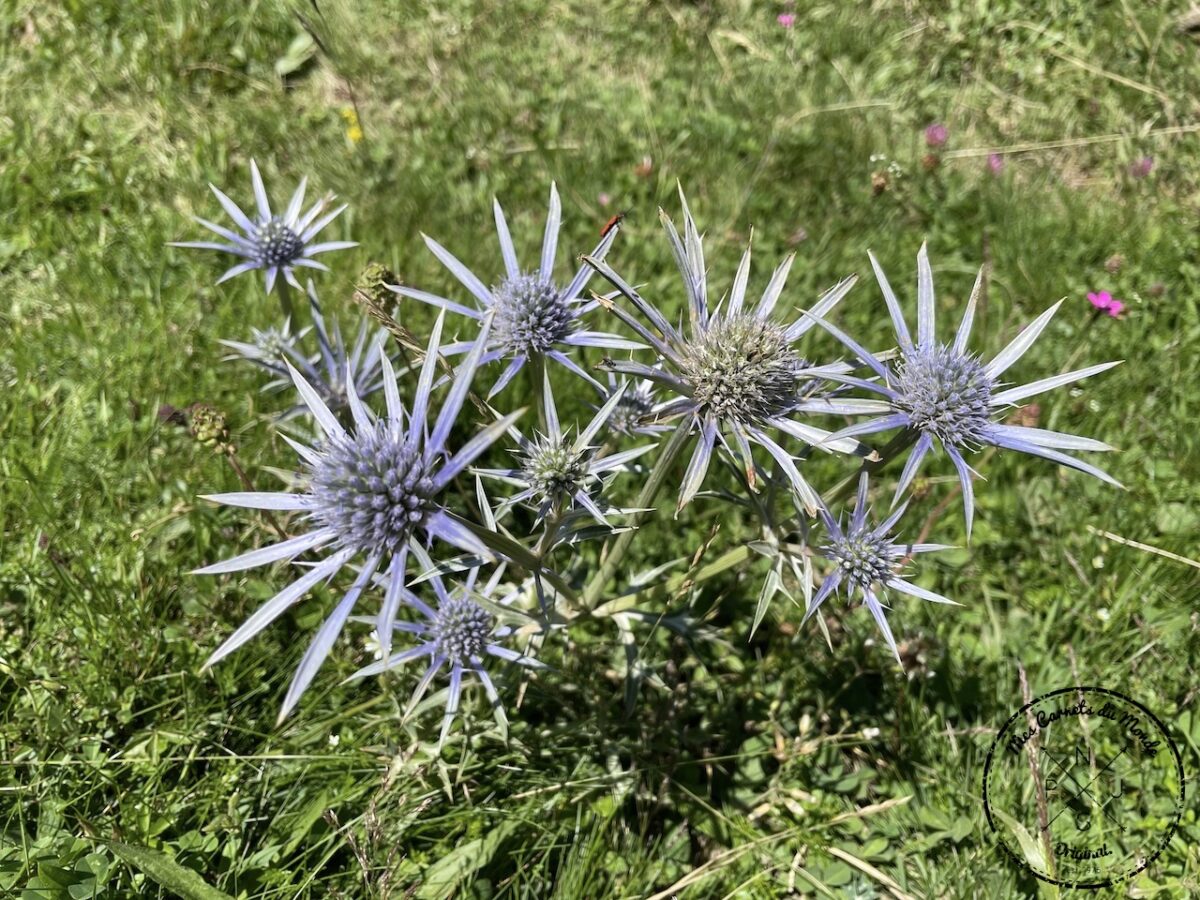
[600,212,627,238]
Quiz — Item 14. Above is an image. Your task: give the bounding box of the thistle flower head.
[679,315,799,424]
[492,271,574,355]
[891,344,994,447]
[825,529,899,592]
[430,596,494,664]
[806,473,957,663]
[349,567,546,748]
[520,435,587,503]
[194,311,521,721]
[389,183,642,396]
[477,368,655,526]
[602,375,664,437]
[309,424,435,552]
[170,160,357,293]
[584,188,865,513]
[800,243,1121,538]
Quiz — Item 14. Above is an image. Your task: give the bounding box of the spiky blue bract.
[170,159,357,293]
[388,183,642,396]
[806,473,957,663]
[220,282,389,422]
[475,368,656,527]
[194,311,521,721]
[799,244,1121,537]
[585,188,868,515]
[348,567,545,748]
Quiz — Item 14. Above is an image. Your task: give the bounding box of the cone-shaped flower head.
[388,183,643,396]
[585,189,868,514]
[348,567,545,748]
[194,311,521,721]
[170,159,357,293]
[806,473,957,662]
[476,369,656,525]
[799,244,1121,537]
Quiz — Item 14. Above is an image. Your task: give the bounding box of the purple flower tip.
[777,13,795,27]
[1129,156,1154,178]
[924,123,948,148]
[987,153,1004,174]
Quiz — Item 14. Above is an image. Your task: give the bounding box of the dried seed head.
[492,272,573,354]
[521,436,587,503]
[825,531,899,592]
[892,345,994,447]
[310,422,435,552]
[431,597,493,663]
[254,217,305,268]
[679,315,799,424]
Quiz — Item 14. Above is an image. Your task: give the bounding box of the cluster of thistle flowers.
[176,164,1120,745]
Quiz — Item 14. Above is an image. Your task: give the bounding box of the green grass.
[3,0,1200,896]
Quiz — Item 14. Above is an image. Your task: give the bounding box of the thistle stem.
[527,355,548,433]
[276,278,296,323]
[580,421,694,610]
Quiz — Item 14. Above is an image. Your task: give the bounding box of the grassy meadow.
[3,0,1200,896]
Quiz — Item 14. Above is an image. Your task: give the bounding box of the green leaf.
[415,820,520,899]
[107,843,233,900]
[274,32,316,78]
[988,807,1047,874]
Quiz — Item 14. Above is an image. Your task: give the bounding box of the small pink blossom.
[1129,156,1154,179]
[987,153,1004,174]
[924,123,948,148]
[597,192,612,208]
[777,13,795,28]
[1086,290,1125,318]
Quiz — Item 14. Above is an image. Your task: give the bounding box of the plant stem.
[580,422,693,610]
[527,355,548,433]
[276,278,296,323]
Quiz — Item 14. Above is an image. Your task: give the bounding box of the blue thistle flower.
[348,567,545,747]
[389,183,642,396]
[170,160,357,293]
[597,372,671,438]
[219,283,389,422]
[476,369,656,525]
[807,473,957,662]
[800,244,1121,536]
[194,311,520,721]
[585,190,867,514]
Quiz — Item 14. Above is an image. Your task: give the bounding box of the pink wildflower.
[1129,156,1154,179]
[777,13,795,28]
[1086,290,1125,318]
[924,123,948,148]
[987,153,1004,174]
